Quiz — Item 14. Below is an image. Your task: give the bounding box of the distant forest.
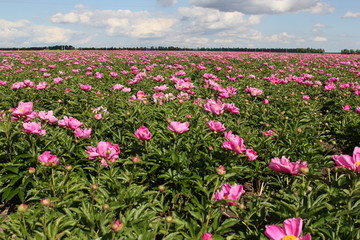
[1,45,359,54]
[0,45,329,53]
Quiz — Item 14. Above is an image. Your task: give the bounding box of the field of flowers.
[0,50,359,239]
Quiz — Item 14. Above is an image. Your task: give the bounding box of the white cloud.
[157,0,177,7]
[51,9,177,38]
[312,36,327,42]
[0,19,81,46]
[179,6,261,32]
[184,37,209,45]
[188,0,334,14]
[343,11,360,18]
[312,23,326,32]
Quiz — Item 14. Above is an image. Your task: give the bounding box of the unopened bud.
[216,165,226,175]
[158,185,166,191]
[18,203,27,213]
[111,220,123,232]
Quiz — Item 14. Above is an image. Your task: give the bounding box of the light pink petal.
[283,217,303,237]
[333,154,355,170]
[264,225,286,240]
[299,233,312,240]
[353,147,360,163]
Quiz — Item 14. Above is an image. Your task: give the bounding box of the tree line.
[340,49,360,54]
[0,45,326,53]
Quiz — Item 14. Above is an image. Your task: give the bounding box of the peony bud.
[111,220,123,232]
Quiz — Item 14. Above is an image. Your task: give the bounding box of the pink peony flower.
[245,149,258,161]
[269,156,308,175]
[342,104,351,111]
[207,120,226,132]
[38,151,59,166]
[224,103,240,114]
[23,122,46,136]
[332,146,360,173]
[222,134,246,154]
[168,121,190,134]
[58,116,83,130]
[38,110,58,124]
[204,100,224,115]
[135,126,152,140]
[74,128,92,139]
[302,95,310,100]
[355,107,360,114]
[263,129,276,137]
[79,84,92,91]
[201,233,213,240]
[86,141,120,166]
[213,182,245,205]
[265,217,311,240]
[10,102,34,117]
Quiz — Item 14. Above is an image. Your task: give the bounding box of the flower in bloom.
[79,84,92,91]
[245,87,263,96]
[201,233,213,240]
[23,122,46,136]
[38,151,59,166]
[168,121,190,134]
[264,217,311,240]
[204,99,224,115]
[38,110,58,124]
[10,102,37,122]
[58,116,83,130]
[86,141,120,167]
[207,120,226,132]
[263,129,276,137]
[224,103,240,114]
[355,107,360,114]
[332,146,360,173]
[269,156,308,175]
[302,95,310,100]
[213,182,245,205]
[135,126,152,140]
[222,132,246,154]
[342,104,351,111]
[245,149,258,161]
[74,128,92,139]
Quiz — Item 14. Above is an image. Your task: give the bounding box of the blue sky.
[0,0,359,52]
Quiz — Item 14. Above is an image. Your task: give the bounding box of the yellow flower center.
[282,235,297,240]
[355,162,360,167]
[19,108,25,113]
[223,194,229,199]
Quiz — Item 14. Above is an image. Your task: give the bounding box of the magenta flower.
[168,121,190,134]
[74,128,92,139]
[264,217,311,240]
[10,102,34,116]
[332,146,360,173]
[207,120,226,132]
[58,116,83,130]
[135,126,152,140]
[79,84,92,91]
[342,104,351,111]
[224,103,240,114]
[23,122,46,136]
[204,100,224,115]
[38,110,58,124]
[222,133,246,154]
[201,233,213,240]
[38,151,59,166]
[269,156,308,175]
[213,183,245,205]
[245,149,258,161]
[86,141,120,166]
